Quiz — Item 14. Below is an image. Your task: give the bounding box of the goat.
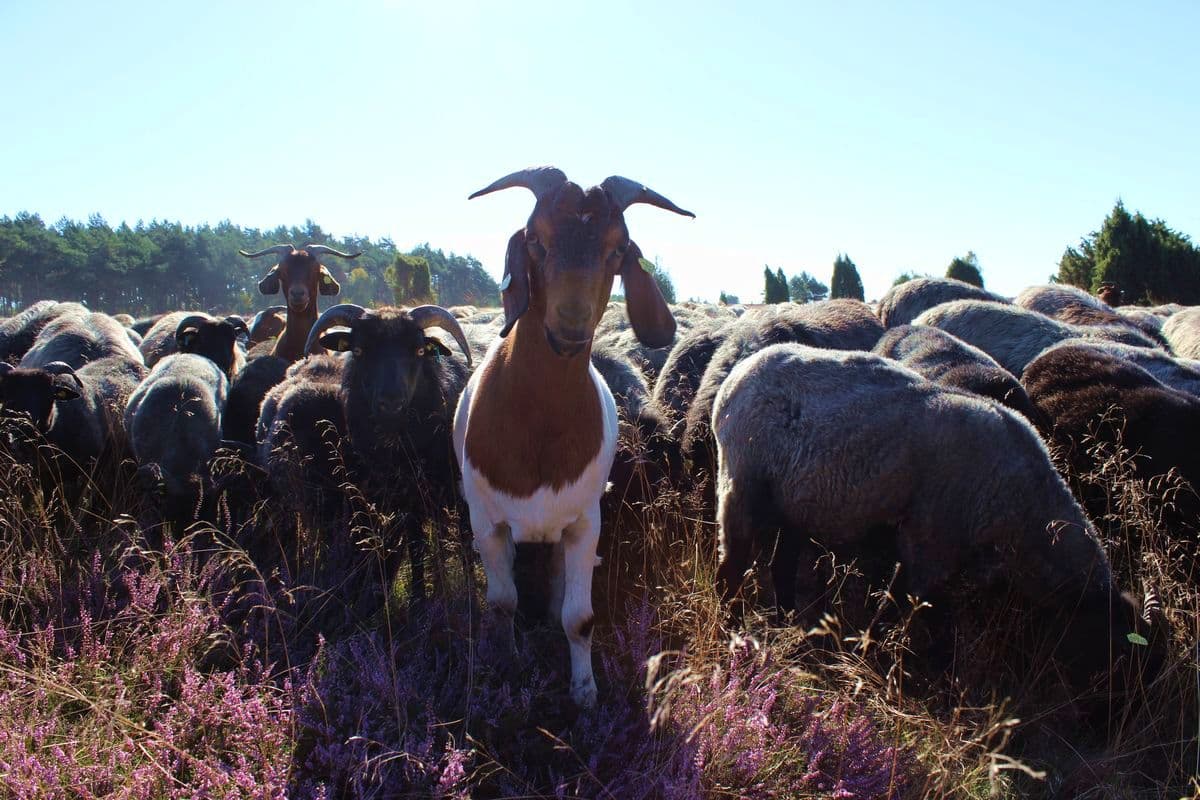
[139,312,249,377]
[454,167,692,707]
[238,243,360,362]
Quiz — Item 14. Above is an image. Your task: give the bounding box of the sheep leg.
[474,523,517,663]
[715,474,757,608]
[403,513,426,604]
[561,510,600,708]
[769,528,802,617]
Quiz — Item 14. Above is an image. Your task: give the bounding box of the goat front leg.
[474,522,517,665]
[561,508,601,708]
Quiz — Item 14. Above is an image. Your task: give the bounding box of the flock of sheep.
[2,167,1199,708]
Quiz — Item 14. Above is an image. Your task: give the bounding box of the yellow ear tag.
[322,275,334,286]
[499,273,512,291]
[638,257,654,273]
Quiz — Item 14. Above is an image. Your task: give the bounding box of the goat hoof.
[570,677,598,709]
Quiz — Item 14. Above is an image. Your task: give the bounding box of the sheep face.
[0,365,79,438]
[319,310,454,417]
[257,250,341,314]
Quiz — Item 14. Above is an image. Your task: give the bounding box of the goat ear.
[319,266,341,296]
[619,241,676,348]
[319,331,353,352]
[258,266,281,295]
[499,229,531,338]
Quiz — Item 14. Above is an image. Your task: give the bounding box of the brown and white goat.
[453,166,692,707]
[238,243,360,361]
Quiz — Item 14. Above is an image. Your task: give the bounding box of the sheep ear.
[499,229,531,338]
[424,337,452,359]
[258,266,281,295]
[619,241,675,348]
[319,266,341,296]
[178,330,197,351]
[319,331,353,352]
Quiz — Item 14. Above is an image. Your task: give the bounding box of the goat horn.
[409,305,473,368]
[600,176,695,218]
[41,361,84,391]
[301,243,362,259]
[468,166,568,203]
[304,303,367,356]
[174,314,211,342]
[238,244,296,259]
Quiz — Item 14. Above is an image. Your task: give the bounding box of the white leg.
[561,509,600,708]
[474,522,517,661]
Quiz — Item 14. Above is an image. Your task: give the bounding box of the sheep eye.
[352,346,363,357]
[416,346,426,357]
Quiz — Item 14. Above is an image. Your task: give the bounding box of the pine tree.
[830,254,864,300]
[946,252,984,287]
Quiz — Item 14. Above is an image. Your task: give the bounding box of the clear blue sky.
[2,1,1197,303]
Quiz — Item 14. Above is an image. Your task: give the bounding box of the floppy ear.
[258,266,281,295]
[319,330,353,352]
[177,328,198,351]
[619,241,676,348]
[318,266,341,296]
[53,380,81,401]
[499,229,532,338]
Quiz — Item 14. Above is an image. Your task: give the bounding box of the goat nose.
[556,303,590,330]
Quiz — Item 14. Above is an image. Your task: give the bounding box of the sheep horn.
[248,305,288,344]
[224,315,250,339]
[238,244,297,259]
[41,361,84,391]
[301,243,362,259]
[0,363,12,377]
[174,314,212,342]
[468,166,568,203]
[409,305,473,368]
[600,176,695,218]
[304,303,368,356]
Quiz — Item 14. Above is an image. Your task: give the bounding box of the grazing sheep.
[456,167,691,707]
[0,301,90,364]
[712,344,1144,677]
[138,312,249,376]
[238,244,360,362]
[651,318,736,426]
[1014,284,1165,344]
[595,328,673,385]
[873,325,1038,420]
[222,354,290,445]
[0,355,147,474]
[1021,343,1200,517]
[914,300,1160,378]
[124,353,229,511]
[1037,338,1200,398]
[1116,307,1166,337]
[682,300,884,497]
[1162,306,1200,359]
[876,277,1008,328]
[21,311,144,371]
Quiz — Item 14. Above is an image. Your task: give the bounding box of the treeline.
[0,213,499,316]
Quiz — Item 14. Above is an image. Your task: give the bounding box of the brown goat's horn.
[301,243,363,259]
[174,314,212,342]
[409,305,473,368]
[600,176,695,218]
[468,166,568,203]
[239,244,296,259]
[41,361,84,391]
[303,303,367,356]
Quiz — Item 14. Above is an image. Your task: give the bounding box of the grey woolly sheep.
[913,300,1160,378]
[125,353,229,510]
[1037,338,1200,398]
[21,311,144,371]
[712,343,1145,677]
[651,317,739,426]
[1,301,91,364]
[1014,284,1165,344]
[1162,307,1200,359]
[872,325,1037,420]
[876,277,1008,328]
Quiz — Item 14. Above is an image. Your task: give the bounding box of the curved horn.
[468,166,568,203]
[601,176,695,218]
[409,305,473,368]
[224,314,250,338]
[0,362,12,377]
[41,361,84,391]
[303,303,368,356]
[174,314,212,342]
[238,244,296,259]
[301,243,362,259]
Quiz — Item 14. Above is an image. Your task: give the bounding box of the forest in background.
[0,214,498,316]
[1,201,1198,316]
